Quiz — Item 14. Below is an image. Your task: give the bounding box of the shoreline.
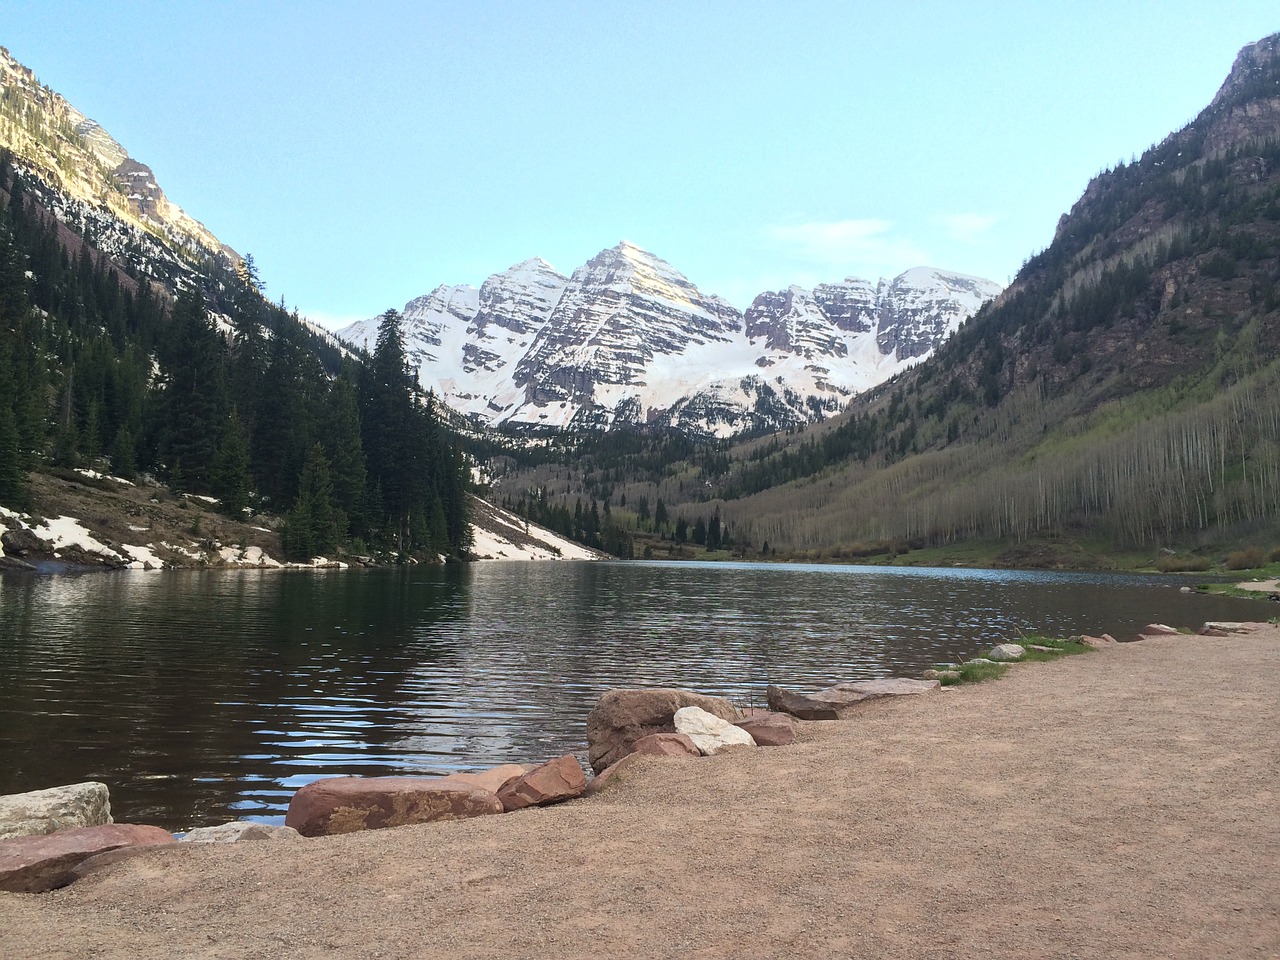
[2,623,1276,959]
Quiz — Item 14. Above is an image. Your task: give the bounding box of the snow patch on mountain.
[338,245,1001,439]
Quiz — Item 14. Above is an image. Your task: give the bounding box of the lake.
[0,560,1266,831]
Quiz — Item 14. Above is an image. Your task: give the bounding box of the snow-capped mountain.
[339,243,1001,438]
[0,46,239,284]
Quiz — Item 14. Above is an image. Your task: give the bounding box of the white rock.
[673,706,756,756]
[0,782,112,840]
[988,643,1026,662]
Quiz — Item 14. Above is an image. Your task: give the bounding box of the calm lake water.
[0,560,1266,831]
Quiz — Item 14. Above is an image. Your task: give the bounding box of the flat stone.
[496,755,586,812]
[1025,644,1063,654]
[988,643,1027,662]
[586,689,740,774]
[0,782,112,841]
[673,706,756,755]
[436,764,530,795]
[778,675,942,721]
[179,822,301,844]
[766,685,842,720]
[733,712,796,747]
[0,823,175,893]
[965,658,1002,666]
[1142,623,1182,636]
[284,777,504,837]
[923,669,960,681]
[1079,634,1118,649]
[630,733,701,758]
[1201,622,1252,634]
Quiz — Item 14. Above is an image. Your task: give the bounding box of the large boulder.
[769,678,940,720]
[586,689,739,774]
[179,822,301,844]
[734,712,797,747]
[284,777,504,837]
[0,823,175,893]
[630,733,701,759]
[673,706,756,756]
[0,782,112,841]
[988,643,1026,662]
[496,755,586,812]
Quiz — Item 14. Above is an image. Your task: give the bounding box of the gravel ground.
[2,626,1278,959]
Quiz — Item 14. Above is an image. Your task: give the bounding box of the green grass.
[937,660,1009,686]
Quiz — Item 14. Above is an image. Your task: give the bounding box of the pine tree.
[282,443,339,561]
[212,408,252,518]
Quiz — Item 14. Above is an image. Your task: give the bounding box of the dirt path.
[2,627,1278,959]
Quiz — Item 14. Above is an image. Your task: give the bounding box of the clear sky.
[4,2,1277,326]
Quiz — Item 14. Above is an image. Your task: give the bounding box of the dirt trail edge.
[2,627,1278,960]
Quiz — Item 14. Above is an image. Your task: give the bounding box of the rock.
[965,658,1001,666]
[0,782,112,841]
[988,643,1026,662]
[673,706,756,755]
[1079,634,1119,649]
[495,755,586,812]
[630,733,701,758]
[0,823,175,893]
[586,688,740,774]
[733,712,797,747]
[923,668,960,681]
[1179,585,1193,593]
[179,822,301,844]
[766,685,842,720]
[772,677,942,719]
[1025,644,1062,654]
[584,753,645,797]
[436,764,530,795]
[1201,621,1251,634]
[284,777,504,837]
[1142,623,1181,636]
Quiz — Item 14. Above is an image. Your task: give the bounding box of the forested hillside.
[491,34,1280,563]
[0,154,471,562]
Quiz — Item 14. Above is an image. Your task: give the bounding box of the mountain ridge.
[338,244,1000,438]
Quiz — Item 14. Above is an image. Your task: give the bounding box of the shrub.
[1224,546,1266,570]
[1155,553,1213,572]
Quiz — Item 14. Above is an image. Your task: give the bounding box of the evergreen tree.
[213,408,252,518]
[282,443,339,561]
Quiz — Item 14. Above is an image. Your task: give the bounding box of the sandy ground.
[2,626,1278,960]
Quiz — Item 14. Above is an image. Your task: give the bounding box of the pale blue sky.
[4,2,1276,325]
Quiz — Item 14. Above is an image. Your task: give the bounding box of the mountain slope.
[693,32,1280,554]
[339,244,999,438]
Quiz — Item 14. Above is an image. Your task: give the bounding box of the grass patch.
[938,660,1009,686]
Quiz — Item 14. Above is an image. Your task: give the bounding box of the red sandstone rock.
[630,733,701,758]
[1079,634,1119,649]
[586,689,740,774]
[766,685,841,720]
[584,753,644,797]
[496,755,586,812]
[0,823,175,893]
[284,777,504,837]
[1141,623,1182,636]
[437,764,529,795]
[734,712,797,746]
